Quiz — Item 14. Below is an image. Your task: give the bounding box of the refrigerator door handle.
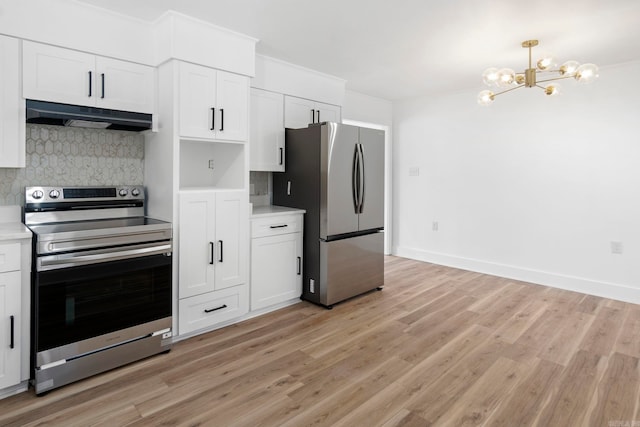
[352,144,360,213]
[358,143,365,213]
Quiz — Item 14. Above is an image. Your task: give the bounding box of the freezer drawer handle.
[204,304,227,313]
[10,315,14,349]
[297,256,301,275]
[269,224,288,229]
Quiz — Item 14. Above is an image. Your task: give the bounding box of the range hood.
[26,100,152,132]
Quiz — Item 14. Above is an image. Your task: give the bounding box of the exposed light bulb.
[482,68,500,86]
[497,68,515,87]
[536,55,555,71]
[477,90,495,106]
[575,63,599,84]
[515,74,525,85]
[544,83,561,96]
[559,60,580,76]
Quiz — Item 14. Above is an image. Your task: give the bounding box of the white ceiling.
[76,0,640,101]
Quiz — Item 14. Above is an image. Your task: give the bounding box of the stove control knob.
[32,190,44,200]
[119,189,129,197]
[49,189,60,199]
[131,188,141,197]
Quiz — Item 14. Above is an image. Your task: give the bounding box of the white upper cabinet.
[178,62,248,142]
[22,41,154,114]
[284,95,341,129]
[94,57,155,113]
[250,88,284,172]
[0,35,24,168]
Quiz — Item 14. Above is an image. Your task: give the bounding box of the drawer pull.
[269,224,288,229]
[209,242,214,265]
[204,304,227,313]
[297,256,301,275]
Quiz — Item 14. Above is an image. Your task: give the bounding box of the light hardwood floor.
[1,256,640,426]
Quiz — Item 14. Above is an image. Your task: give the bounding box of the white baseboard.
[393,246,640,305]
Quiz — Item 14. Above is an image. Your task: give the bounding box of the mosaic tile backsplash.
[0,124,145,206]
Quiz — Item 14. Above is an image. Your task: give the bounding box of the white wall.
[343,90,393,126]
[393,60,640,303]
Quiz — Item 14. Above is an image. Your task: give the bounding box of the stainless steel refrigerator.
[273,122,384,308]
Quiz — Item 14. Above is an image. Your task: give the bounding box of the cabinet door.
[22,41,95,107]
[216,71,249,142]
[179,62,217,140]
[179,192,216,298]
[0,271,21,390]
[284,95,315,129]
[250,232,302,310]
[316,102,341,124]
[95,57,154,113]
[214,191,249,290]
[0,36,24,168]
[250,88,285,171]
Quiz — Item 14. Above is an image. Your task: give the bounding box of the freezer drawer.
[318,231,384,306]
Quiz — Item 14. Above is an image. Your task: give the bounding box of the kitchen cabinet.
[284,95,341,129]
[0,36,25,168]
[0,243,21,390]
[179,190,248,298]
[250,211,303,311]
[250,88,285,171]
[22,41,154,114]
[179,62,249,142]
[178,190,249,335]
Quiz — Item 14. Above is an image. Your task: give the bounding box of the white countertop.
[0,222,32,241]
[251,205,306,218]
[0,206,32,241]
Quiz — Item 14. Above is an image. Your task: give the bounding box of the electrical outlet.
[432,221,439,231]
[208,160,214,169]
[611,241,623,254]
[309,279,315,293]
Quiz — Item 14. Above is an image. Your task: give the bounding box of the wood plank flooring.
[2,256,640,426]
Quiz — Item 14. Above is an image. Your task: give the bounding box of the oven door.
[34,253,172,367]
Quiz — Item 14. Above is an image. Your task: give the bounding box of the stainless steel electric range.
[24,185,173,395]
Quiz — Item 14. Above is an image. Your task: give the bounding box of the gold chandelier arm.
[492,84,525,97]
[536,75,575,84]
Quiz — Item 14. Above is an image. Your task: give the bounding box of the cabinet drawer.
[178,284,249,335]
[251,214,302,238]
[0,243,20,273]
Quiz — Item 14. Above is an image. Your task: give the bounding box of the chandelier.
[477,39,598,106]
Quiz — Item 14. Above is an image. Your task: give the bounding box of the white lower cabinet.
[178,190,249,335]
[178,284,249,335]
[250,212,303,311]
[0,242,21,390]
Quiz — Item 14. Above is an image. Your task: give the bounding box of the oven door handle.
[38,243,172,270]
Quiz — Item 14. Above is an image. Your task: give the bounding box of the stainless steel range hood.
[26,99,152,132]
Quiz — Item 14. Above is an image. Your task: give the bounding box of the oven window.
[36,254,171,352]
